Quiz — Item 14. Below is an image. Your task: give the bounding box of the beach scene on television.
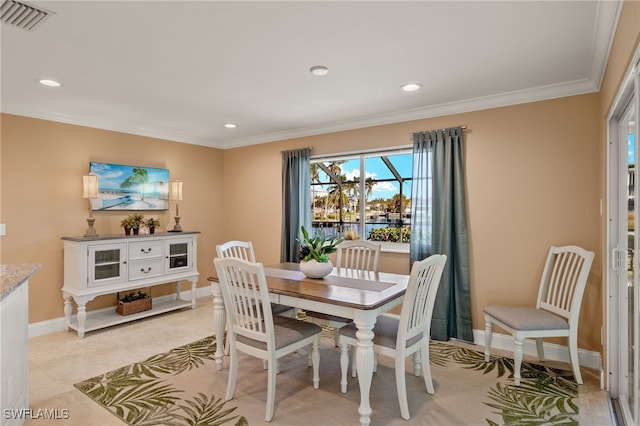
[89,162,170,211]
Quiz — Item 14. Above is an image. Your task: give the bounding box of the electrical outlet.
[0,224,6,236]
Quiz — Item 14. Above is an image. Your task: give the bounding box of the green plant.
[297,226,342,263]
[145,218,160,229]
[120,290,149,302]
[120,213,145,229]
[368,226,411,243]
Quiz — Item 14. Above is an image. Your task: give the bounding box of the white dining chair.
[216,241,296,317]
[305,240,382,346]
[484,245,594,386]
[336,240,382,272]
[214,257,322,422]
[338,254,447,420]
[216,240,297,354]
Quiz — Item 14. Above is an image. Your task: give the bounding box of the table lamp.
[169,180,183,232]
[82,174,99,237]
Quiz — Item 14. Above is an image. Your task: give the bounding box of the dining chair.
[338,254,447,420]
[305,240,382,346]
[483,245,594,386]
[214,257,322,422]
[216,240,297,354]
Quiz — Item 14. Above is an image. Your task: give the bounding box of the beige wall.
[223,94,602,350]
[0,115,224,323]
[0,1,637,360]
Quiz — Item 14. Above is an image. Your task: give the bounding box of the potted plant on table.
[120,213,145,235]
[145,218,160,234]
[297,226,342,279]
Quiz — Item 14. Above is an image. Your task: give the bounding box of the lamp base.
[171,215,182,232]
[84,216,98,238]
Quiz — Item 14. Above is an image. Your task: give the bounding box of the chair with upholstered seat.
[338,254,447,420]
[483,245,594,386]
[214,257,322,422]
[216,240,297,355]
[305,240,382,346]
[216,240,296,317]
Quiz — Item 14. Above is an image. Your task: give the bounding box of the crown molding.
[219,78,600,150]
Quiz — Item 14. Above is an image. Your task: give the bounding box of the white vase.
[299,259,333,279]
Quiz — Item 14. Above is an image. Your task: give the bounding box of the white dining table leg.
[354,312,376,426]
[211,281,226,371]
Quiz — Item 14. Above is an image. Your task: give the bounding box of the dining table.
[208,262,410,426]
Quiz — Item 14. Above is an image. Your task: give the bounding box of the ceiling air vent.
[1,0,53,31]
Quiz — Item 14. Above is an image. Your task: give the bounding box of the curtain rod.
[411,125,467,135]
[281,146,313,154]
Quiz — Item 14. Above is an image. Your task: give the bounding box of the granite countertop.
[1,263,41,301]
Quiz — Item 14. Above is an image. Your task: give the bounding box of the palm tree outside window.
[310,150,413,247]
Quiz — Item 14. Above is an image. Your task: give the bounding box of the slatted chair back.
[537,245,594,324]
[397,254,447,349]
[216,240,256,263]
[214,257,273,348]
[336,240,381,272]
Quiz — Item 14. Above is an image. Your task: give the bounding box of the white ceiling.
[0,1,622,149]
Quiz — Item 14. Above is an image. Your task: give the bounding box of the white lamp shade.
[170,180,183,201]
[82,175,99,199]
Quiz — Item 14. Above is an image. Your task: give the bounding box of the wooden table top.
[208,262,409,310]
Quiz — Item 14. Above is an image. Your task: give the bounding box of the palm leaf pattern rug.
[74,336,247,425]
[74,336,577,425]
[435,344,578,425]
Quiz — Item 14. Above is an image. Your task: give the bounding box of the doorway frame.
[607,45,640,425]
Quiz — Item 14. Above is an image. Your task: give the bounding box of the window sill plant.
[297,226,342,279]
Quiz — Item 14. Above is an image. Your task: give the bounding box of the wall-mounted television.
[89,162,170,211]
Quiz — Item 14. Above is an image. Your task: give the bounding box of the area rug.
[74,335,578,425]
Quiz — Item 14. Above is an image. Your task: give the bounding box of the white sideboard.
[62,231,199,338]
[1,263,40,426]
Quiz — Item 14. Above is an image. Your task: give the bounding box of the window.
[310,149,413,249]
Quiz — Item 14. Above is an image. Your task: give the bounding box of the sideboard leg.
[63,293,73,331]
[76,302,87,339]
[190,279,196,309]
[175,280,182,300]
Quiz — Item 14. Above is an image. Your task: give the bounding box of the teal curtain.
[281,148,312,262]
[410,127,472,342]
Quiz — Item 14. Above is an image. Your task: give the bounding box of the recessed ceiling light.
[39,79,61,87]
[401,83,422,92]
[310,66,329,76]
[224,123,237,129]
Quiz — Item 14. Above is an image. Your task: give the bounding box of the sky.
[315,153,413,200]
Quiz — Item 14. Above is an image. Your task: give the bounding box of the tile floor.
[25,297,615,425]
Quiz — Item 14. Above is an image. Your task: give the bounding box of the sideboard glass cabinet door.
[88,243,127,286]
[165,238,193,274]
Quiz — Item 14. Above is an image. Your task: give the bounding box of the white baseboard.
[470,329,602,373]
[29,285,213,338]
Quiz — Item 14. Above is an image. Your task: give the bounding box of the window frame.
[310,147,413,253]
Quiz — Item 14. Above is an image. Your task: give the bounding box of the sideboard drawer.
[128,240,163,261]
[128,258,164,280]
